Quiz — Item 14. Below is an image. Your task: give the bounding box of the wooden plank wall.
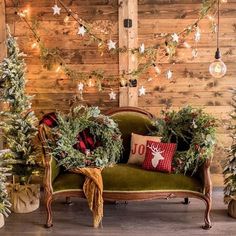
[5,0,119,116]
[137,0,236,183]
[3,0,236,183]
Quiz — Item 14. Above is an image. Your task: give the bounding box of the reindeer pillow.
[142,140,176,173]
[128,133,161,165]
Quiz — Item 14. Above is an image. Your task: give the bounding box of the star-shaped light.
[78,25,86,36]
[166,70,173,80]
[139,43,145,54]
[52,4,61,15]
[77,82,84,91]
[107,39,116,50]
[109,91,117,100]
[171,33,179,43]
[138,86,146,96]
[194,28,201,42]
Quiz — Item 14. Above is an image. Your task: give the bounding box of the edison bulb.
[209,59,227,78]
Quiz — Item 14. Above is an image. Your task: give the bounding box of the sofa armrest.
[192,156,212,196]
[39,125,61,194]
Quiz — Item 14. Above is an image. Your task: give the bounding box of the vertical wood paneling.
[119,0,138,107]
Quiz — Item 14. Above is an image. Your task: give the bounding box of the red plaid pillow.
[39,112,58,128]
[142,141,176,173]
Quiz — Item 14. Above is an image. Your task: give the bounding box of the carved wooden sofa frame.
[38,107,212,230]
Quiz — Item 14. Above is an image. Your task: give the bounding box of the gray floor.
[1,189,236,236]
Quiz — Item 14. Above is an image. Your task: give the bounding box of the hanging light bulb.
[209,49,227,78]
[209,0,227,78]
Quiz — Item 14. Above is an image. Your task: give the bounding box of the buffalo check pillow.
[128,133,161,165]
[142,140,177,173]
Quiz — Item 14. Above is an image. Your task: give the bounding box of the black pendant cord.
[215,0,221,59]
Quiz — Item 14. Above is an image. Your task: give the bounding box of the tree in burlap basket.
[0,27,41,214]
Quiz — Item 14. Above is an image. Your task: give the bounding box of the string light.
[183,42,191,48]
[88,78,95,87]
[64,15,70,23]
[12,0,224,92]
[31,42,38,49]
[55,63,62,73]
[131,54,136,63]
[64,10,72,23]
[153,64,161,75]
[120,77,127,87]
[207,15,215,21]
[17,9,29,18]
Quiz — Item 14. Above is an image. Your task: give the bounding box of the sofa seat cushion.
[52,164,203,193]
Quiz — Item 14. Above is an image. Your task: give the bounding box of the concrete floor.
[1,189,236,236]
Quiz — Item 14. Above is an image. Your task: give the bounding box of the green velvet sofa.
[39,107,212,229]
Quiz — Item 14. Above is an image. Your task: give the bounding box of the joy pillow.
[142,140,176,173]
[128,133,161,165]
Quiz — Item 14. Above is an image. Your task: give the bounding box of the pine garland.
[0,27,39,183]
[49,106,123,169]
[13,0,221,88]
[152,106,217,175]
[224,89,236,203]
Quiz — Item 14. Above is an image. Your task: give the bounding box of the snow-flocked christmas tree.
[0,26,39,183]
[224,89,236,202]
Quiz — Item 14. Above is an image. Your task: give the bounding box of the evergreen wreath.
[151,106,217,175]
[49,106,123,169]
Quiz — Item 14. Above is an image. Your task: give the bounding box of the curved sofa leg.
[45,195,53,228]
[202,197,212,230]
[182,198,190,205]
[64,197,73,205]
[202,158,213,230]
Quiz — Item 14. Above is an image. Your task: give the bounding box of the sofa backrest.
[105,107,155,163]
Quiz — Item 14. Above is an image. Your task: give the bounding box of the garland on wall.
[11,0,226,100]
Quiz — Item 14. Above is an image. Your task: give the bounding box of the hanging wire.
[217,0,220,49]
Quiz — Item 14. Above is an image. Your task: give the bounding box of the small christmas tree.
[0,150,11,217]
[0,27,39,183]
[224,89,236,202]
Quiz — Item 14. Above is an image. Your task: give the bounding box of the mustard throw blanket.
[71,167,103,228]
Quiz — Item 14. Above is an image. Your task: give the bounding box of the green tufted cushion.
[52,164,203,193]
[109,112,155,163]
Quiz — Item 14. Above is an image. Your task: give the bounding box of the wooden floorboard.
[1,189,236,236]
